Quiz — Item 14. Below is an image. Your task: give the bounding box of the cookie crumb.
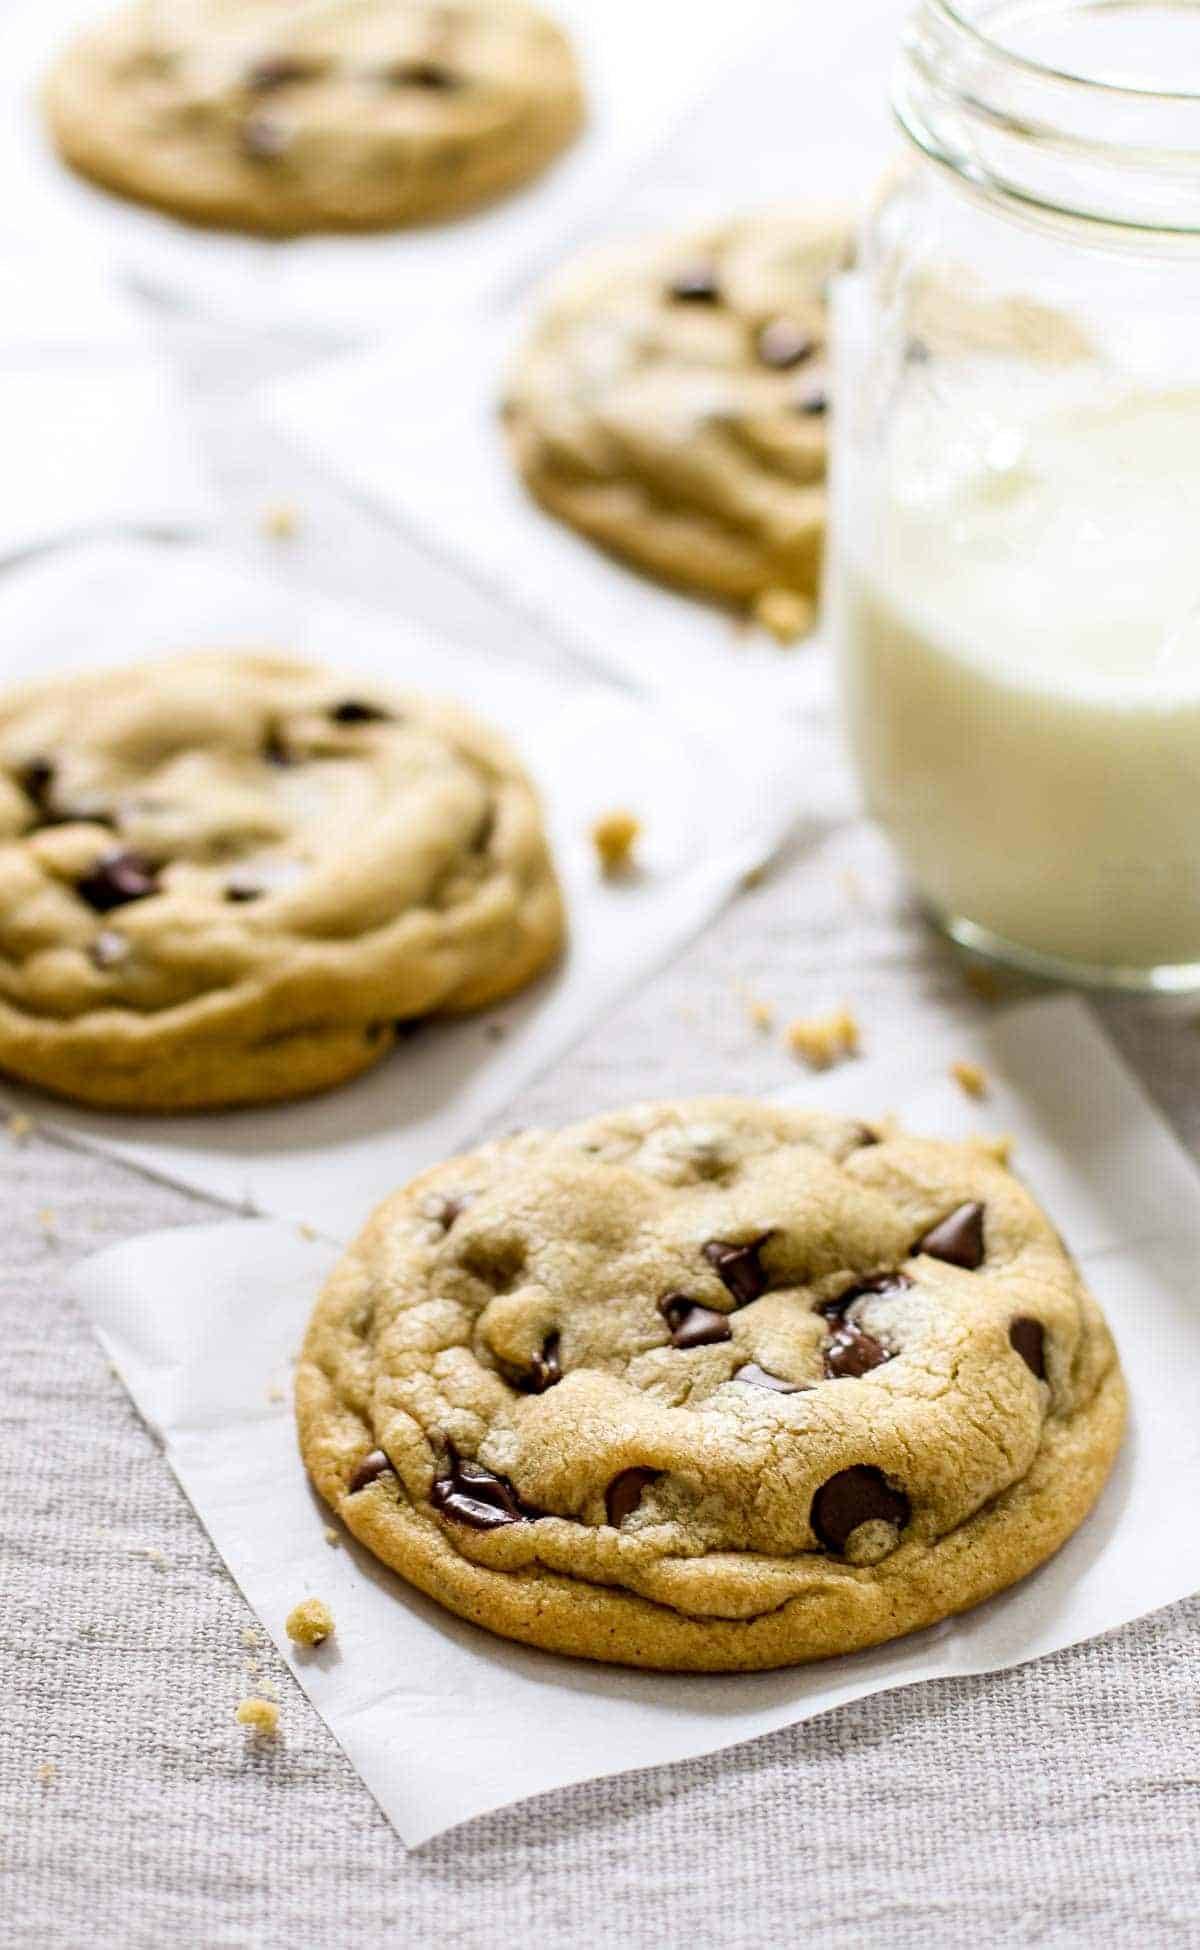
[132,1545,169,1571]
[265,1382,286,1406]
[591,810,640,877]
[6,1111,33,1145]
[976,1133,1014,1167]
[297,1221,318,1242]
[235,1698,279,1736]
[261,502,299,541]
[285,1598,335,1648]
[786,1007,860,1070]
[741,862,769,892]
[323,1527,341,1548]
[950,1059,988,1099]
[752,587,813,644]
[36,1761,56,1786]
[747,996,775,1034]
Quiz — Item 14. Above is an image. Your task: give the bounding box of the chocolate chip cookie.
[45,0,585,236]
[0,653,563,1110]
[503,209,853,639]
[296,1098,1126,1671]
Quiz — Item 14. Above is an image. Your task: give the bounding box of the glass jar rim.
[929,0,1200,102]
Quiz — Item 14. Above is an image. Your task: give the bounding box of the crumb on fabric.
[747,996,775,1034]
[36,1762,56,1786]
[241,1627,260,1650]
[324,1528,341,1548]
[950,1060,989,1100]
[297,1221,318,1242]
[261,503,299,541]
[786,1007,860,1070]
[265,1383,286,1406]
[752,587,813,644]
[286,1598,335,1648]
[6,1112,33,1145]
[590,810,640,877]
[132,1546,169,1571]
[235,1698,279,1735]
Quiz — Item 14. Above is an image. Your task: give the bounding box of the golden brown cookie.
[503,209,853,637]
[45,0,585,236]
[0,652,564,1110]
[296,1098,1125,1670]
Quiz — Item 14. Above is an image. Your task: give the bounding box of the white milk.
[840,380,1200,978]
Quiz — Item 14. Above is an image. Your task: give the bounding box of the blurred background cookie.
[503,208,853,642]
[44,0,586,235]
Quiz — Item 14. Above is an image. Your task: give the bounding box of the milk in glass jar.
[834,0,1200,989]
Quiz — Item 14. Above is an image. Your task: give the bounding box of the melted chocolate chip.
[915,1202,986,1270]
[241,114,292,160]
[246,55,322,91]
[328,699,393,724]
[386,59,460,88]
[1009,1316,1046,1379]
[811,1465,910,1554]
[89,929,130,971]
[225,882,263,903]
[17,756,54,806]
[263,723,295,766]
[76,849,158,913]
[605,1467,660,1527]
[431,1444,536,1530]
[509,1331,563,1395]
[734,1362,807,1394]
[824,1320,891,1379]
[819,1271,912,1319]
[660,1295,732,1349]
[702,1235,772,1307]
[793,374,829,416]
[348,1448,394,1493]
[757,319,816,370]
[669,264,720,303]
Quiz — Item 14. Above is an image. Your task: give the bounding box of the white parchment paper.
[69,997,1200,1845]
[0,0,789,339]
[0,538,799,1234]
[0,235,215,560]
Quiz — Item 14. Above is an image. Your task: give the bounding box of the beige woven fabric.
[5,761,1200,1944]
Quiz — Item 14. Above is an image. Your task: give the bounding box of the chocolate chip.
[17,756,54,806]
[225,882,263,903]
[734,1362,807,1393]
[246,55,322,91]
[431,1442,536,1530]
[76,849,158,913]
[509,1331,563,1394]
[819,1271,912,1319]
[348,1448,394,1493]
[433,1194,466,1232]
[660,1295,732,1349]
[852,1123,881,1148]
[702,1235,772,1306]
[605,1467,660,1527]
[915,1201,985,1270]
[794,382,828,417]
[263,723,295,766]
[811,1465,910,1554]
[89,929,130,971]
[824,1320,891,1379]
[669,264,720,303]
[328,699,393,724]
[386,59,460,88]
[1009,1317,1046,1379]
[757,319,816,369]
[241,114,292,160]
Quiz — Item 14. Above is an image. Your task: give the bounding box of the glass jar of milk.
[834,0,1200,990]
